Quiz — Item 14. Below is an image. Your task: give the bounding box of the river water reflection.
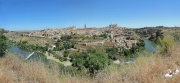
[10,46,47,62]
[144,39,158,53]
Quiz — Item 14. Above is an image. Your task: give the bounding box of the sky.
[0,0,180,31]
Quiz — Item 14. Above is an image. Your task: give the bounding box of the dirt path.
[45,51,72,66]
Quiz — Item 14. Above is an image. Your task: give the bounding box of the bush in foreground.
[158,36,174,56]
[0,31,9,57]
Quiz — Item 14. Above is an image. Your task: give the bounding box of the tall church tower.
[84,24,86,29]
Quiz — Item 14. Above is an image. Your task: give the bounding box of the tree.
[72,52,88,70]
[71,41,75,48]
[93,35,97,39]
[124,49,130,56]
[71,49,109,76]
[0,31,9,57]
[130,43,138,53]
[156,30,164,39]
[63,43,68,50]
[64,50,69,57]
[87,47,96,54]
[99,34,107,39]
[137,39,145,47]
[106,47,118,60]
[126,36,131,40]
[22,41,27,44]
[85,51,109,76]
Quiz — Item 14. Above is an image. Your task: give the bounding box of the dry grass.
[60,77,91,83]
[21,37,55,46]
[83,37,104,42]
[0,54,60,83]
[162,28,180,36]
[75,44,103,50]
[103,41,114,47]
[68,50,78,55]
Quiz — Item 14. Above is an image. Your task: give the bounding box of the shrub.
[159,36,174,56]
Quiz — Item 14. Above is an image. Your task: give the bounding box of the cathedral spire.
[84,23,86,28]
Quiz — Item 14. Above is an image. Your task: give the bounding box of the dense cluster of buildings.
[21,24,137,49]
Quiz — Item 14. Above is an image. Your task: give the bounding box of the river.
[10,46,47,62]
[114,39,158,64]
[144,39,158,53]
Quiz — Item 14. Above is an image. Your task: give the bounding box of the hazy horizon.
[1,0,180,31]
